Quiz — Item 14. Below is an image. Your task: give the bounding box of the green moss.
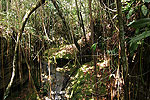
[43,44,78,62]
[66,61,109,99]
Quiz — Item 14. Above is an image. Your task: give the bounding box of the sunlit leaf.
[141,5,148,16]
[127,18,150,28]
[122,2,132,12]
[91,43,97,52]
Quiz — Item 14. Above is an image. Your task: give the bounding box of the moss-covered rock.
[43,44,78,63]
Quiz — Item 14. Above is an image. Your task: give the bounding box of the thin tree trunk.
[75,0,81,25]
[7,39,11,80]
[40,52,42,86]
[18,42,23,86]
[80,11,87,43]
[74,0,87,43]
[48,59,52,99]
[4,32,19,100]
[21,45,41,100]
[6,0,10,11]
[116,0,128,99]
[38,55,40,84]
[41,6,50,41]
[6,0,11,81]
[89,0,98,99]
[1,37,5,100]
[3,0,45,99]
[51,0,80,51]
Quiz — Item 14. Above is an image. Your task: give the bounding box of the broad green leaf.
[127,18,150,28]
[144,0,150,2]
[129,42,138,57]
[141,5,148,16]
[129,31,150,56]
[129,31,150,43]
[127,8,134,19]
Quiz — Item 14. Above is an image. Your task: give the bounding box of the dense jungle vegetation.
[0,0,150,100]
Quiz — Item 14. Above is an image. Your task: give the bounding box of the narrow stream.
[41,62,67,100]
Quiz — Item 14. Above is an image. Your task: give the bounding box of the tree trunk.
[116,0,128,99]
[3,0,45,99]
[75,0,87,43]
[51,0,80,51]
[18,42,23,85]
[89,0,98,99]
[1,37,5,100]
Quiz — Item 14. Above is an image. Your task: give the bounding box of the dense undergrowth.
[0,0,150,100]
